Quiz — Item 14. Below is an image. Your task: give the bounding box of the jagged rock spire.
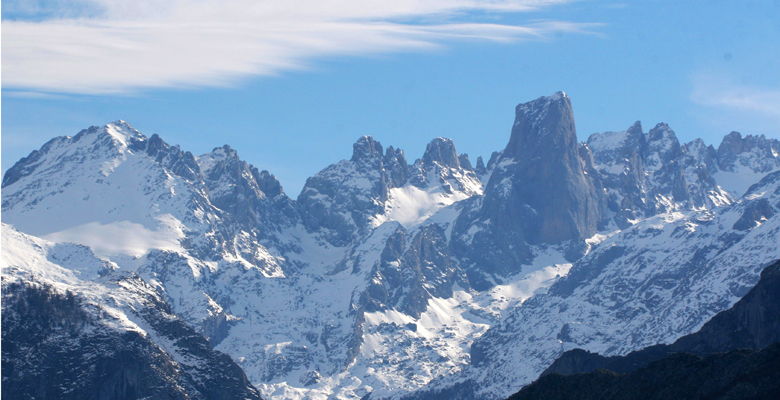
[492,91,604,244]
[422,137,460,169]
[351,135,384,166]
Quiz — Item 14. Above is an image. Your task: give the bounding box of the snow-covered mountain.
[3,92,779,400]
[1,224,262,400]
[408,170,780,399]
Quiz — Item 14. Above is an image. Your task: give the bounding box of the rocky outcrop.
[408,137,482,195]
[587,121,732,227]
[362,224,468,318]
[510,260,780,400]
[198,144,298,232]
[451,92,606,287]
[299,135,482,245]
[4,94,780,400]
[491,91,604,244]
[717,131,780,174]
[298,136,392,245]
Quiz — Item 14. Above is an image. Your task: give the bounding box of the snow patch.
[43,215,185,258]
[715,167,776,198]
[375,185,471,228]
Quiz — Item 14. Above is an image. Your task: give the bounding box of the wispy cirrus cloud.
[690,73,780,137]
[2,0,595,95]
[691,74,780,121]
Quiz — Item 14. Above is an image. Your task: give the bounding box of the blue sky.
[3,0,779,195]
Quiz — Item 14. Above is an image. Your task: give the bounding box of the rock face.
[510,260,780,400]
[717,131,780,174]
[298,136,481,246]
[451,92,605,286]
[362,224,468,318]
[298,136,390,246]
[487,92,604,244]
[2,283,193,400]
[586,122,732,227]
[3,93,780,400]
[198,144,298,233]
[713,131,780,197]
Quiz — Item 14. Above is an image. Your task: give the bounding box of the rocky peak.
[197,144,295,232]
[422,137,461,169]
[407,137,482,196]
[587,119,733,225]
[129,132,200,181]
[486,151,501,168]
[645,123,682,160]
[458,154,474,171]
[215,144,240,159]
[451,93,605,285]
[257,170,285,199]
[475,156,486,176]
[298,136,396,245]
[351,135,384,167]
[587,120,645,154]
[198,145,241,175]
[101,120,146,145]
[503,91,576,160]
[3,121,169,188]
[626,120,642,135]
[384,146,409,188]
[717,131,780,173]
[488,91,603,244]
[683,139,718,173]
[717,131,746,163]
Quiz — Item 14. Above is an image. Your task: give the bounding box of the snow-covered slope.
[1,122,493,399]
[715,131,780,196]
[374,138,483,229]
[2,123,191,253]
[3,93,780,400]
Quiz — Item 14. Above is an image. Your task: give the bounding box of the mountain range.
[2,92,780,399]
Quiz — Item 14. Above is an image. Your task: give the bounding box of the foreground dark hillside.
[510,260,780,400]
[511,345,780,400]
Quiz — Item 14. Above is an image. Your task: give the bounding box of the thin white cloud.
[691,74,780,120]
[2,0,594,95]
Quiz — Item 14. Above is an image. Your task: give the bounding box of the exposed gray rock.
[487,91,605,243]
[587,121,733,227]
[298,136,392,246]
[362,224,468,318]
[422,138,461,169]
[475,156,486,176]
[450,92,606,287]
[717,131,780,173]
[4,93,780,400]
